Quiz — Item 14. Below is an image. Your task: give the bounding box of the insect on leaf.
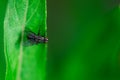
[4,0,47,80]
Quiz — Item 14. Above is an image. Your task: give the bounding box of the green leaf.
[4,0,47,80]
[0,0,8,80]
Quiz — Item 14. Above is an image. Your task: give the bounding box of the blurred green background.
[48,0,120,80]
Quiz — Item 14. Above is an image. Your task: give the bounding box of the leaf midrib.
[16,0,29,80]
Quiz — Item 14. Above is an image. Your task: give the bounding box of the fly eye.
[45,38,48,41]
[44,38,48,42]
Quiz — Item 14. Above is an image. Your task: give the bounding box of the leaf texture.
[4,0,47,80]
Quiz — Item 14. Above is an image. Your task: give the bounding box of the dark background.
[47,0,120,80]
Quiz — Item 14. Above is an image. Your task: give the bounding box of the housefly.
[23,28,48,46]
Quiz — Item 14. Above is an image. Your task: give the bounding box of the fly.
[24,27,48,46]
[27,31,48,44]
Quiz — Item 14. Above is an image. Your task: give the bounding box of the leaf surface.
[4,0,47,80]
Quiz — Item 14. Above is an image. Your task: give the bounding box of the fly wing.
[23,29,35,46]
[23,37,39,46]
[23,40,35,46]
